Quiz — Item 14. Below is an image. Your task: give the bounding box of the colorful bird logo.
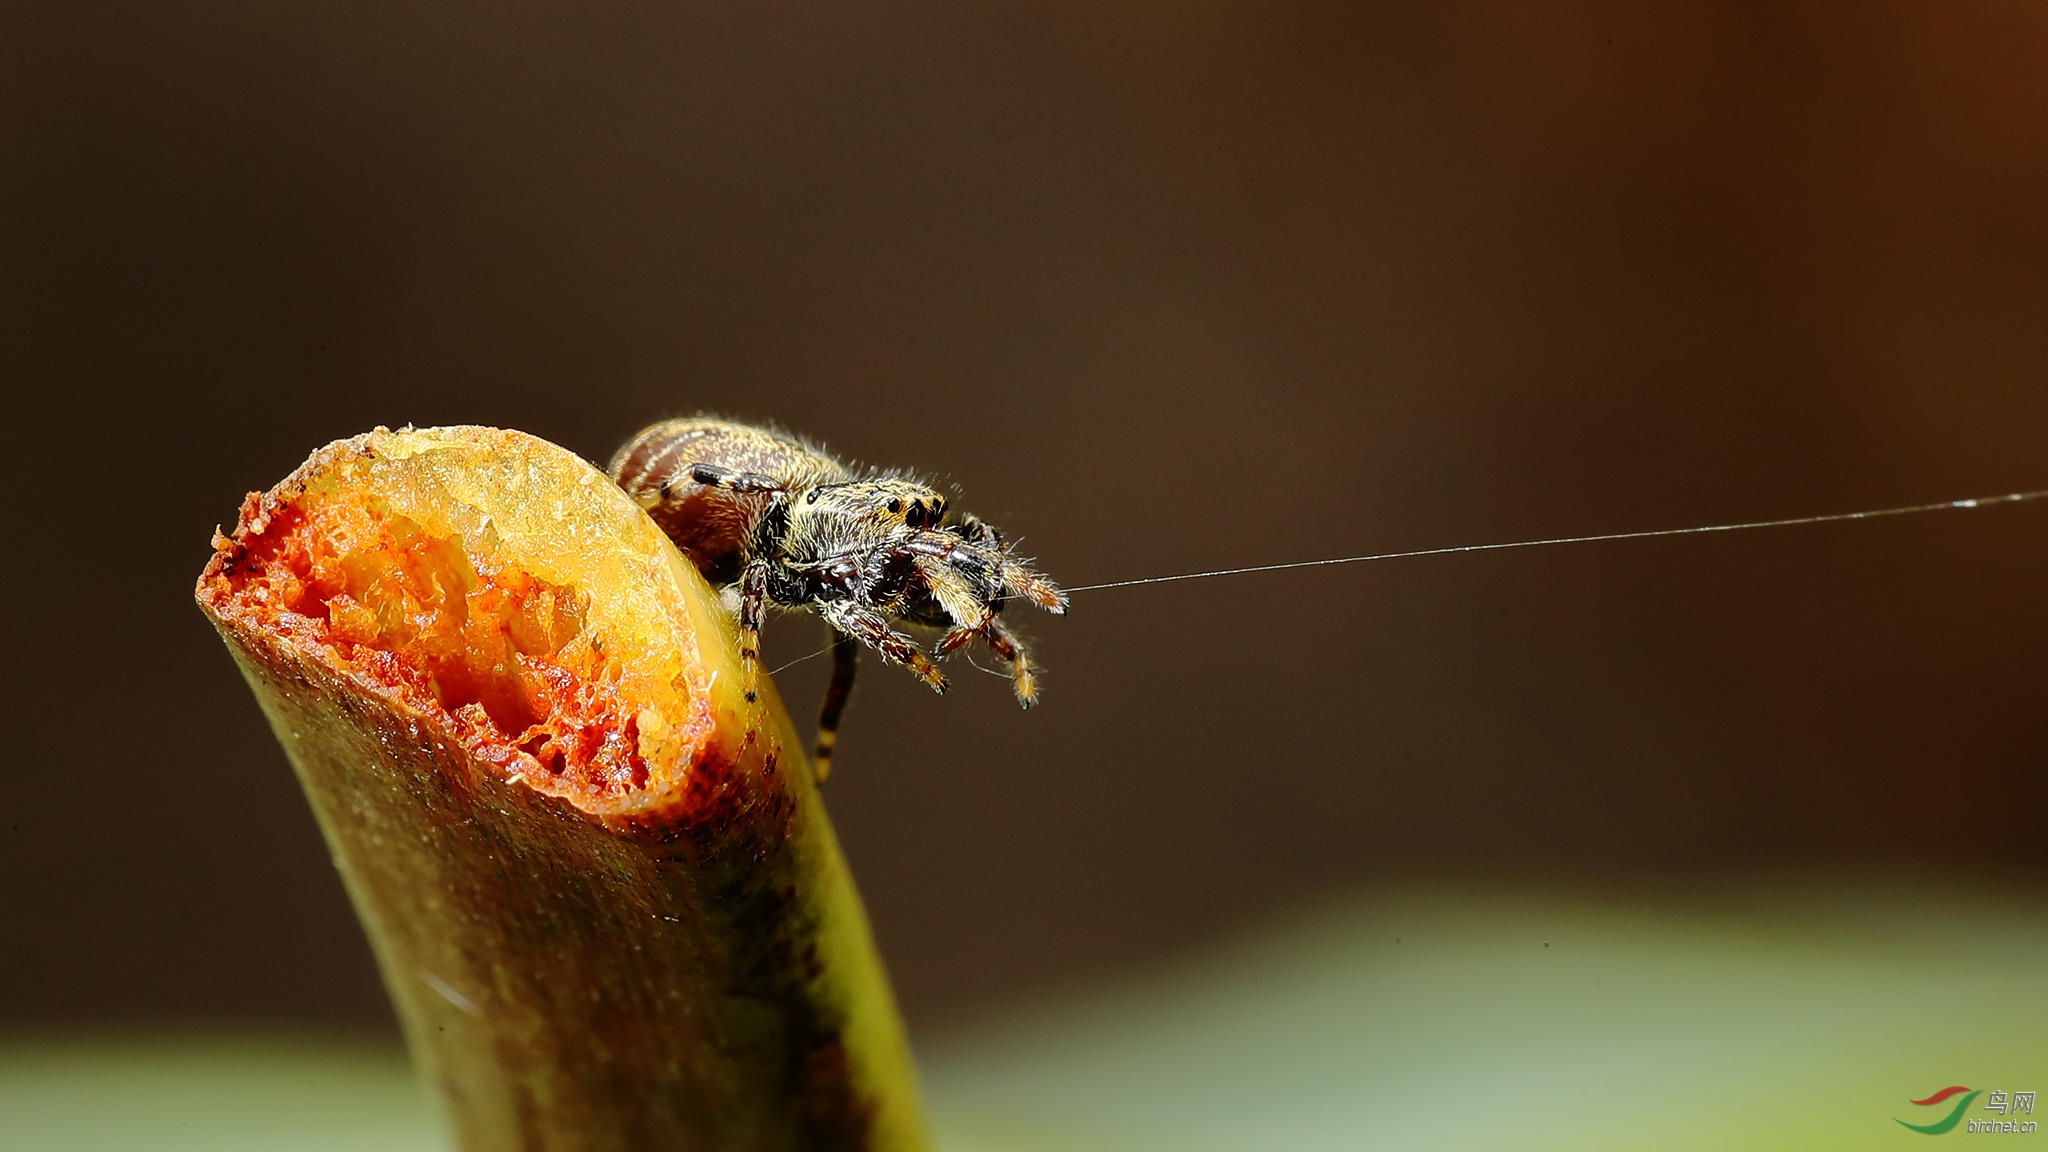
[1897,1086,1981,1135]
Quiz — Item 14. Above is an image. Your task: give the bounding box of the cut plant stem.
[194,426,928,1152]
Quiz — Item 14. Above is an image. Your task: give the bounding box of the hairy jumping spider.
[610,417,1065,779]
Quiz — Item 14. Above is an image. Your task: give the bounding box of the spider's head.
[795,479,950,536]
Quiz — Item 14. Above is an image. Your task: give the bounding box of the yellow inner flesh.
[226,492,656,797]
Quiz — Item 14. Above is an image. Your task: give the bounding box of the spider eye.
[887,498,902,514]
[806,489,820,504]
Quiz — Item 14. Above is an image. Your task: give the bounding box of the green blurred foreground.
[7,880,2043,1151]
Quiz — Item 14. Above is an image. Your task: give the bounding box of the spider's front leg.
[907,531,1054,708]
[933,610,1041,708]
[914,555,996,647]
[818,602,947,696]
[978,617,1041,708]
[949,516,1067,616]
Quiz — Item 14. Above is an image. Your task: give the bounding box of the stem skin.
[195,426,928,1152]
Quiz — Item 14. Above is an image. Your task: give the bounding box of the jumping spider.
[609,416,1066,779]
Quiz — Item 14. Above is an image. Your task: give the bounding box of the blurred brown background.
[3,0,2043,1040]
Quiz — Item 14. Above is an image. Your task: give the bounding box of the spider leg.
[665,463,791,703]
[737,558,769,703]
[999,561,1067,615]
[914,554,995,642]
[912,525,1066,617]
[673,461,786,499]
[812,627,858,783]
[954,514,1004,551]
[819,602,946,695]
[978,616,1040,708]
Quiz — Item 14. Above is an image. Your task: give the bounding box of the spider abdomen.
[609,418,845,585]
